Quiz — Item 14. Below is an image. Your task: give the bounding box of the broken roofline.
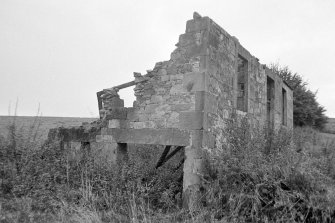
[94,11,293,131]
[97,72,150,111]
[97,11,291,105]
[49,11,294,208]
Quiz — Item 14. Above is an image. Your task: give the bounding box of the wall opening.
[267,76,275,127]
[237,55,248,112]
[128,144,185,205]
[119,86,136,107]
[282,88,287,126]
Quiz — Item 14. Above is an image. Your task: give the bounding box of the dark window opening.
[267,76,275,127]
[237,55,248,112]
[282,88,287,126]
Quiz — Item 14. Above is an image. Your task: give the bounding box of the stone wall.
[99,12,293,147]
[93,13,293,200]
[50,12,294,205]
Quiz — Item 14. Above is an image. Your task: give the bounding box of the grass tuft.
[0,115,335,222]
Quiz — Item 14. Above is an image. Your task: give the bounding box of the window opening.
[282,88,287,126]
[267,76,275,127]
[237,55,248,112]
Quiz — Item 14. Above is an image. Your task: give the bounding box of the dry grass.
[1,116,335,222]
[324,118,335,134]
[0,116,97,140]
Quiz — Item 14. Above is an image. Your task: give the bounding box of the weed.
[0,115,334,222]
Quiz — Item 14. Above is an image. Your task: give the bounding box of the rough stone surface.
[48,13,294,207]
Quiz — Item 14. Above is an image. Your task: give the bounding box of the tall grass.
[0,115,335,222]
[0,118,184,222]
[202,117,335,222]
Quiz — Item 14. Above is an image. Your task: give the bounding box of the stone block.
[177,63,193,74]
[195,91,218,114]
[96,134,115,142]
[144,121,156,128]
[183,145,205,203]
[190,129,215,148]
[171,103,194,112]
[100,127,108,135]
[206,113,217,131]
[145,104,159,113]
[91,141,118,164]
[178,33,195,47]
[170,84,185,95]
[151,95,163,103]
[130,121,156,129]
[202,131,215,148]
[65,141,83,162]
[156,87,167,95]
[50,126,99,142]
[170,74,184,80]
[166,112,179,128]
[183,72,208,92]
[133,122,145,129]
[127,109,139,121]
[110,98,124,107]
[161,75,170,81]
[143,88,155,96]
[70,141,81,151]
[105,108,128,120]
[128,122,144,129]
[186,42,207,58]
[153,118,166,128]
[179,111,204,130]
[208,31,220,49]
[190,130,203,148]
[108,119,128,129]
[194,91,205,111]
[107,128,191,146]
[186,17,210,33]
[158,68,167,76]
[138,115,149,122]
[190,55,207,73]
[157,107,171,118]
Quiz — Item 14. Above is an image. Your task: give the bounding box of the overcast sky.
[1,0,334,118]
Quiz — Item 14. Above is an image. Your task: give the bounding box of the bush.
[269,63,328,130]
[202,115,335,222]
[0,118,185,222]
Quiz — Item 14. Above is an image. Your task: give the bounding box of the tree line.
[269,63,328,130]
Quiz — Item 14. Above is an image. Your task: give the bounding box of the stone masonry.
[49,12,293,206]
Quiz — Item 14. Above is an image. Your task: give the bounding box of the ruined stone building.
[50,12,293,205]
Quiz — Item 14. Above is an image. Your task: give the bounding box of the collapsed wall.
[49,12,293,205]
[99,12,293,133]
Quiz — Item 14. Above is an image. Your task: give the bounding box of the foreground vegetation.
[1,116,335,222]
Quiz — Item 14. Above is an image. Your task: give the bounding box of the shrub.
[203,115,335,222]
[269,63,328,130]
[0,119,185,222]
[1,115,335,222]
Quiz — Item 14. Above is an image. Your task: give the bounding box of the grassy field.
[320,132,335,144]
[1,115,334,143]
[0,116,97,140]
[325,118,335,133]
[1,116,335,222]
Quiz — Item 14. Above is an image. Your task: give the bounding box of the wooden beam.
[156,146,184,169]
[110,80,136,90]
[164,146,184,163]
[155,145,171,169]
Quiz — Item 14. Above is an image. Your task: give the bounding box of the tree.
[269,63,328,130]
